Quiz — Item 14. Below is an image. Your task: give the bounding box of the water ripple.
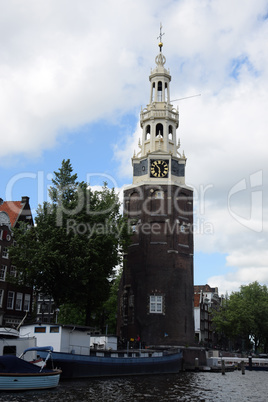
[0,371,267,401]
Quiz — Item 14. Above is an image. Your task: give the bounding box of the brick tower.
[117,28,194,346]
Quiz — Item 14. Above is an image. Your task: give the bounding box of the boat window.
[34,326,46,333]
[50,326,60,333]
[3,345,17,355]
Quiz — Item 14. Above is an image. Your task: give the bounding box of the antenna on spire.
[157,23,165,51]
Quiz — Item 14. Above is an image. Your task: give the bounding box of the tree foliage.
[212,282,268,352]
[10,159,130,327]
[102,268,123,334]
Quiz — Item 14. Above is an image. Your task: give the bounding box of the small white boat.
[0,346,61,391]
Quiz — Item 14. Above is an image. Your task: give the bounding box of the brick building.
[0,196,34,327]
[194,284,221,347]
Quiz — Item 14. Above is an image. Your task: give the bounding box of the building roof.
[194,284,218,294]
[0,197,32,228]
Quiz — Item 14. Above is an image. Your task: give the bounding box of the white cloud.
[112,0,268,294]
[1,0,268,294]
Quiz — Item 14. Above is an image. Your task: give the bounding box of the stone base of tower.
[117,184,195,347]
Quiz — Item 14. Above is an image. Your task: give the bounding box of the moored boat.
[38,348,183,379]
[0,347,61,391]
[207,356,268,371]
[20,323,182,379]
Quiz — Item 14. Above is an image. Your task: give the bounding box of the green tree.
[10,159,130,327]
[212,282,268,352]
[101,268,123,334]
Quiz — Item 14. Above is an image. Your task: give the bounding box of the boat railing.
[68,344,91,355]
[209,356,268,367]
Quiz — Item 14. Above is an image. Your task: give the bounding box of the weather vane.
[157,23,165,51]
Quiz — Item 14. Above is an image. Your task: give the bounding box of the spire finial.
[157,23,165,52]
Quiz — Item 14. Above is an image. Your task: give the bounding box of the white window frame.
[7,291,15,310]
[15,292,23,311]
[2,247,9,258]
[0,289,4,307]
[23,294,31,312]
[150,295,163,314]
[10,265,17,277]
[0,265,7,281]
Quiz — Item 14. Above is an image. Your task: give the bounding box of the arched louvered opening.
[157,81,162,101]
[165,83,168,102]
[145,125,151,140]
[151,82,155,102]
[168,125,173,140]
[155,123,163,137]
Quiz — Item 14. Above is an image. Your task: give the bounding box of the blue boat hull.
[40,350,182,379]
[0,372,61,391]
[0,354,61,391]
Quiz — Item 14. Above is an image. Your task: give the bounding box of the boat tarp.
[0,355,53,374]
[23,346,53,353]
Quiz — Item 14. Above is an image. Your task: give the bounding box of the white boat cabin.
[20,324,117,355]
[0,327,36,358]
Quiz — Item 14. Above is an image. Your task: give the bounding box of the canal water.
[0,371,267,401]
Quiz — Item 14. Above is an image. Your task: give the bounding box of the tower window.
[168,125,173,140]
[152,82,155,102]
[154,190,164,199]
[165,83,168,102]
[155,123,163,137]
[150,295,163,313]
[145,125,151,140]
[157,81,162,101]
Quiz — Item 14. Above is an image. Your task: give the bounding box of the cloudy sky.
[1,0,267,295]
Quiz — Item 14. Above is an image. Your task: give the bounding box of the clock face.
[150,160,169,178]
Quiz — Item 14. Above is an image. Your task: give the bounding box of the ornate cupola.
[132,27,186,187]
